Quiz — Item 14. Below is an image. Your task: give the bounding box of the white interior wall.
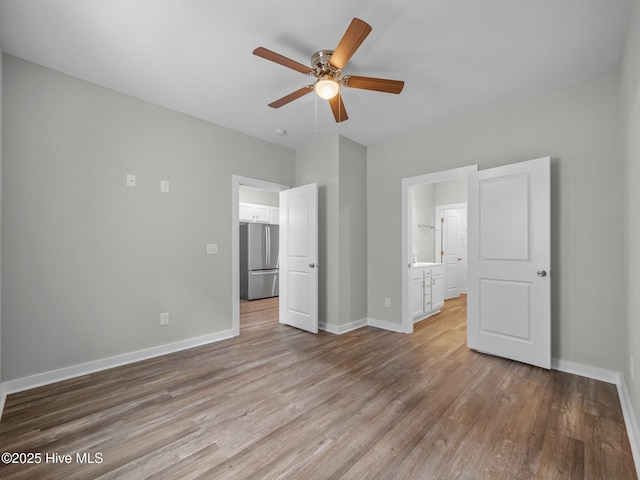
[238,186,279,207]
[411,184,436,263]
[294,134,368,330]
[0,14,635,437]
[368,71,624,372]
[435,177,467,205]
[622,0,640,446]
[337,135,367,327]
[0,49,3,386]
[1,55,295,382]
[295,136,340,328]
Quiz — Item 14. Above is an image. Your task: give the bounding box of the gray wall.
[622,0,640,435]
[238,186,279,207]
[411,183,436,263]
[1,55,295,381]
[295,134,367,329]
[295,136,339,326]
[367,71,624,371]
[411,178,467,264]
[435,177,467,206]
[337,136,367,326]
[0,46,3,383]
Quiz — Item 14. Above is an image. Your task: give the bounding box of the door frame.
[401,165,478,334]
[231,175,290,336]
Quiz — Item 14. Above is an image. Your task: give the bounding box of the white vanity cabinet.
[411,269,425,318]
[239,202,279,224]
[412,263,445,322]
[431,266,444,311]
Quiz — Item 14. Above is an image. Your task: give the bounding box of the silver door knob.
[309,263,316,268]
[537,270,547,277]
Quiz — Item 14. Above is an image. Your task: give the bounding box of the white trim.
[231,175,290,337]
[551,359,639,477]
[0,329,234,397]
[551,358,620,384]
[401,165,478,335]
[617,374,640,478]
[0,393,6,422]
[1,340,638,475]
[367,317,407,334]
[319,318,368,335]
[413,309,442,324]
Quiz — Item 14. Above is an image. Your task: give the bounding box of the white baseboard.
[616,373,640,478]
[1,332,638,478]
[551,358,621,384]
[0,329,235,399]
[0,393,6,423]
[367,317,406,333]
[319,318,368,335]
[552,358,639,477]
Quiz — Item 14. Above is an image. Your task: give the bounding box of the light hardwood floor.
[0,296,636,479]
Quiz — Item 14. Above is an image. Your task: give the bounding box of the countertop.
[412,262,444,268]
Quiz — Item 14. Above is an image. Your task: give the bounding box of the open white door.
[279,183,319,333]
[467,157,550,369]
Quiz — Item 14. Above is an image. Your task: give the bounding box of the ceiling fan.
[253,18,404,123]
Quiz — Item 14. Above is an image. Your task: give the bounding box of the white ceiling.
[0,0,631,150]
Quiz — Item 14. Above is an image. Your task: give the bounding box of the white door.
[442,210,461,299]
[279,183,319,333]
[467,157,550,369]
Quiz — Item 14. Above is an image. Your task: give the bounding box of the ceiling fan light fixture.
[315,76,340,99]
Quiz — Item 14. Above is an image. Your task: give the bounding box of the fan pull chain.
[338,83,342,126]
[314,90,318,133]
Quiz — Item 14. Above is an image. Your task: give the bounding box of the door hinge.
[441,250,445,256]
[441,217,444,223]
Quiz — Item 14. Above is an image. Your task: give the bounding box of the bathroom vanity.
[411,263,445,322]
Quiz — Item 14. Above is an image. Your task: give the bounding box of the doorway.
[231,175,290,336]
[435,203,468,299]
[401,165,478,334]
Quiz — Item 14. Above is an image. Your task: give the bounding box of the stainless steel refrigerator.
[239,223,279,300]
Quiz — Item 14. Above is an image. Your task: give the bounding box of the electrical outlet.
[384,298,391,308]
[206,243,218,255]
[160,180,170,193]
[631,356,635,380]
[126,174,136,187]
[160,312,169,326]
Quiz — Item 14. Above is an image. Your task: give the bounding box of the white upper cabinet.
[269,207,280,225]
[239,202,278,224]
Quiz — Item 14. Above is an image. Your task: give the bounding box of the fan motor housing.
[311,50,336,76]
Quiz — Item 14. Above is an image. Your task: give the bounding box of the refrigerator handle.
[265,226,270,266]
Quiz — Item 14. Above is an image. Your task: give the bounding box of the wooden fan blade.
[330,18,372,70]
[253,47,314,75]
[343,75,404,94]
[268,85,314,108]
[328,92,348,123]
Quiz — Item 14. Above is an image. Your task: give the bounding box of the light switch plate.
[206,243,218,255]
[160,180,169,193]
[126,174,136,187]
